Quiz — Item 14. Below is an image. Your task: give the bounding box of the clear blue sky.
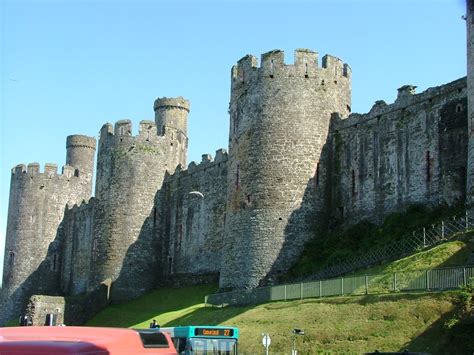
[0,0,467,285]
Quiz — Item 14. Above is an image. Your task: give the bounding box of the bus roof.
[0,326,178,354]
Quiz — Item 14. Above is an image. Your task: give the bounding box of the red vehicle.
[0,326,178,354]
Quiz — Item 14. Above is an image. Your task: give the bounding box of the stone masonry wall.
[91,116,187,302]
[327,78,467,226]
[158,150,228,280]
[61,198,95,295]
[1,157,95,325]
[220,49,352,290]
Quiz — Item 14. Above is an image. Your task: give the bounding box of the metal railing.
[306,210,473,281]
[206,210,474,306]
[205,265,474,306]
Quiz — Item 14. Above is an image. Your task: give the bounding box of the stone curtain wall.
[61,198,95,295]
[327,79,467,226]
[158,150,228,278]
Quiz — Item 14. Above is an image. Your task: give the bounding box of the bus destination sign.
[194,328,234,337]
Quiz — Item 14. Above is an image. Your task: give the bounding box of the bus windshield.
[188,337,237,355]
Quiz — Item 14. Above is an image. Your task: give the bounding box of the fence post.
[284,285,287,301]
[423,228,426,247]
[300,283,303,300]
[426,270,430,290]
[365,275,368,295]
[441,221,445,239]
[319,280,322,298]
[341,277,344,296]
[463,267,467,286]
[393,273,397,291]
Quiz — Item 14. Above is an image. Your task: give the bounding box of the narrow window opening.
[52,254,57,271]
[74,169,80,177]
[456,103,463,113]
[351,169,356,197]
[270,59,274,78]
[426,150,431,182]
[334,80,338,84]
[146,131,150,141]
[235,164,240,190]
[304,63,309,78]
[177,224,183,250]
[9,252,15,266]
[278,217,283,221]
[315,163,320,186]
[153,207,157,227]
[347,105,351,113]
[321,79,325,86]
[338,206,344,218]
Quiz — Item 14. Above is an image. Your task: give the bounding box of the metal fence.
[306,210,473,281]
[205,265,474,306]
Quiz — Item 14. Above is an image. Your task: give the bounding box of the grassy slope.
[87,231,474,354]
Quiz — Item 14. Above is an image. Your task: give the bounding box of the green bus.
[159,326,239,355]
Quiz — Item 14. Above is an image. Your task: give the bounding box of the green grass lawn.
[87,286,472,354]
[86,228,474,354]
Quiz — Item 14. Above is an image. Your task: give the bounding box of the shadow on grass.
[163,304,253,327]
[87,284,223,327]
[399,301,474,354]
[437,231,474,269]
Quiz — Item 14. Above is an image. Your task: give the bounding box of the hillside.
[87,234,474,354]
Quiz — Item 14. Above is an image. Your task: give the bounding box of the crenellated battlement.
[66,196,96,212]
[11,163,84,179]
[99,120,162,142]
[332,77,467,131]
[167,148,228,180]
[153,97,190,113]
[66,135,96,151]
[231,49,351,83]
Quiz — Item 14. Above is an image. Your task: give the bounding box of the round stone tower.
[92,98,189,302]
[220,49,351,290]
[154,97,190,169]
[1,136,96,325]
[66,135,96,182]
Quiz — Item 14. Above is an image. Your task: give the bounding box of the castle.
[1,2,473,326]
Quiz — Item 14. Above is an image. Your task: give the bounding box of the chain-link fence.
[206,210,474,306]
[306,210,474,282]
[205,265,474,306]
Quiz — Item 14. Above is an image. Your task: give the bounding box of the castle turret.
[66,135,96,184]
[1,136,96,325]
[154,97,190,168]
[91,99,190,302]
[220,49,351,290]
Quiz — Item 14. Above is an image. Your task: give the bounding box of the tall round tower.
[220,49,351,290]
[154,97,190,168]
[1,136,96,325]
[66,135,96,183]
[92,98,189,302]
